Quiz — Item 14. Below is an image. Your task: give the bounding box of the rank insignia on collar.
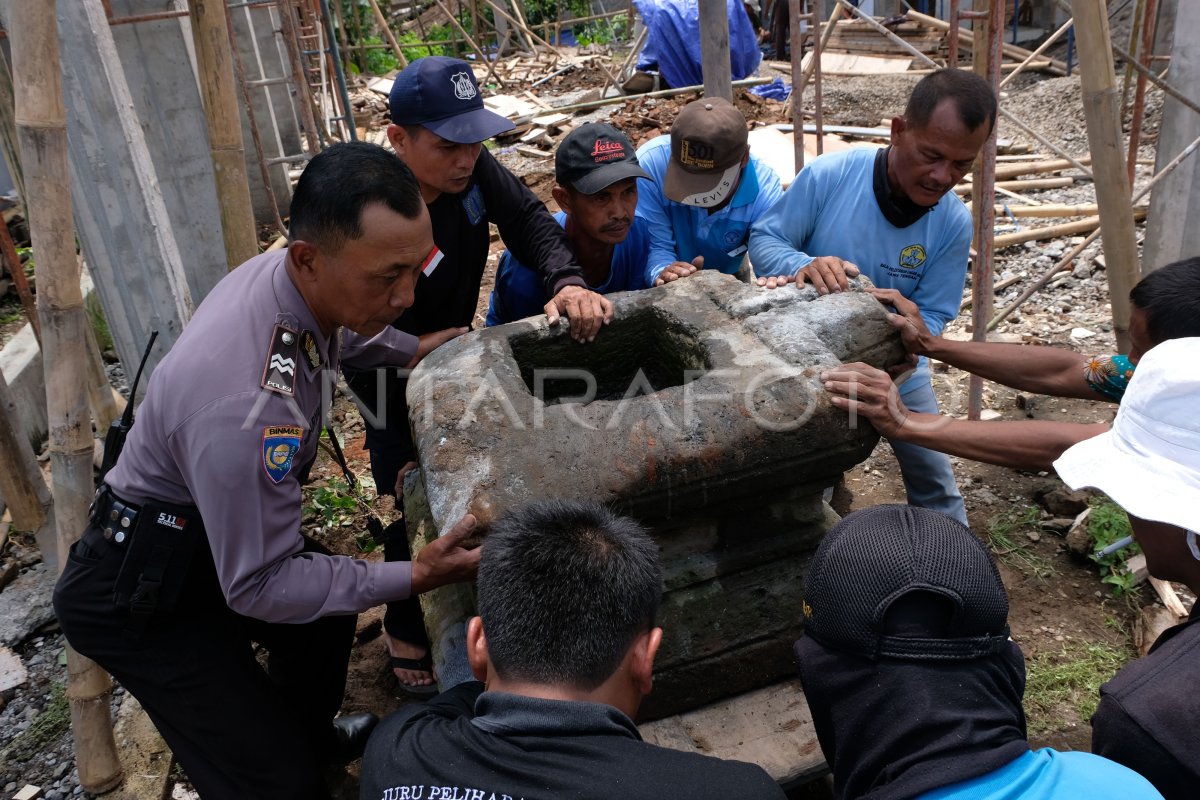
[301,330,322,370]
[261,324,299,396]
[262,425,304,484]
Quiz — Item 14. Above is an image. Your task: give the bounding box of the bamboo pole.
[11,1,123,792]
[83,321,123,434]
[789,1,843,118]
[789,0,804,173]
[1120,0,1146,116]
[1125,0,1158,186]
[990,212,1147,249]
[0,48,26,204]
[954,176,1075,193]
[226,6,288,238]
[1070,0,1140,353]
[366,0,410,69]
[998,16,1074,90]
[277,0,324,152]
[1110,39,1200,119]
[509,76,773,123]
[188,0,259,269]
[431,0,506,88]
[0,367,55,561]
[0,215,39,344]
[906,8,1068,74]
[699,0,732,100]
[983,202,1147,217]
[989,130,1200,330]
[967,0,1003,422]
[991,155,1092,179]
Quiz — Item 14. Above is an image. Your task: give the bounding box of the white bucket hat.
[1054,336,1200,533]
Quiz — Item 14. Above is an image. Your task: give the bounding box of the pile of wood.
[484,93,579,157]
[816,17,944,58]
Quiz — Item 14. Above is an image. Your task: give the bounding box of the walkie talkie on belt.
[99,330,159,483]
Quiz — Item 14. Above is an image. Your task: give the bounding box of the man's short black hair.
[1130,256,1200,345]
[288,141,423,252]
[477,500,663,691]
[904,69,998,135]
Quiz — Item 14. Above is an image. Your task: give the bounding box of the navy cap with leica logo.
[555,122,651,195]
[388,56,514,144]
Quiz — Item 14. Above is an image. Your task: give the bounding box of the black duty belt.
[90,487,140,546]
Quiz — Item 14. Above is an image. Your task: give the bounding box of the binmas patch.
[262,425,304,484]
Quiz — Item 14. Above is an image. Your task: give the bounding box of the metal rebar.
[1126,0,1159,186]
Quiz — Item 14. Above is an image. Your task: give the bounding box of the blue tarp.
[634,0,762,89]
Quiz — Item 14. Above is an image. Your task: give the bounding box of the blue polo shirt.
[749,147,972,338]
[915,748,1163,799]
[486,212,652,326]
[635,135,783,284]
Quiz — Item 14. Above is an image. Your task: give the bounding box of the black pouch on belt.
[112,498,205,635]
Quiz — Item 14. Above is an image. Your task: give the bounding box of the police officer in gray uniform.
[53,143,479,799]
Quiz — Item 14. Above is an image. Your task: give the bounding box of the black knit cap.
[802,504,1011,661]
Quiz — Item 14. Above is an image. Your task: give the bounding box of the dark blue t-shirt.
[486,212,651,326]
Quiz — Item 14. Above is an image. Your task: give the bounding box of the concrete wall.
[1142,0,1199,272]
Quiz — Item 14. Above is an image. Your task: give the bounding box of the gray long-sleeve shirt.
[105,250,418,623]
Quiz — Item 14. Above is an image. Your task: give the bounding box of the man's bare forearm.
[922,339,1100,400]
[887,413,1111,471]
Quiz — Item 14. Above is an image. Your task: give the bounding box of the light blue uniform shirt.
[486,212,651,326]
[635,135,783,284]
[749,147,972,339]
[916,748,1164,800]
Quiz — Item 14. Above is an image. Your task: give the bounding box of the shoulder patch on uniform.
[463,185,485,226]
[301,330,322,370]
[262,425,304,484]
[261,324,300,395]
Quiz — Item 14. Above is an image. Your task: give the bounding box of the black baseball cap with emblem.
[388,56,514,144]
[801,504,1012,661]
[665,96,749,208]
[555,123,650,195]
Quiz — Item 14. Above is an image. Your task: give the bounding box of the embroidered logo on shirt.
[262,425,304,484]
[899,244,927,269]
[463,185,485,225]
[450,71,477,100]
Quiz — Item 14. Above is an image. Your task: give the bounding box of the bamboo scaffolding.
[953,177,1075,193]
[11,0,123,791]
[1125,0,1159,186]
[0,217,38,343]
[998,16,1074,90]
[906,8,1068,74]
[431,0,506,87]
[1070,0,1140,352]
[366,0,409,69]
[188,0,258,268]
[989,130,1200,330]
[837,2,1093,179]
[966,0,1003,421]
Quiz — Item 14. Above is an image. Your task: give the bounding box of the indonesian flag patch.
[421,246,444,277]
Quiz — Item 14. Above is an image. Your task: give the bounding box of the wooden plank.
[800,51,913,74]
[640,679,825,787]
[1149,576,1189,618]
[748,126,882,188]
